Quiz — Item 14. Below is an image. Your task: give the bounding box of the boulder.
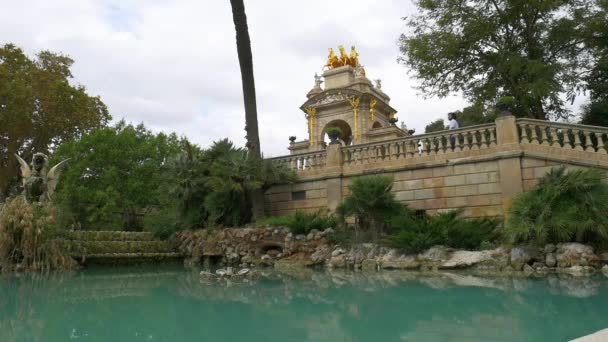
[561,265,595,276]
[599,253,608,264]
[556,243,598,268]
[544,244,556,254]
[361,259,378,272]
[418,246,452,264]
[545,253,557,267]
[440,250,494,269]
[331,248,345,257]
[380,250,420,270]
[510,246,540,270]
[327,254,346,268]
[602,265,608,276]
[310,245,331,265]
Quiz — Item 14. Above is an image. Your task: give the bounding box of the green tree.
[165,139,295,229]
[51,121,183,230]
[0,43,110,199]
[581,1,608,126]
[399,0,598,120]
[229,0,264,220]
[424,119,445,133]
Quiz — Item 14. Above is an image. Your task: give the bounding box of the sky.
[0,0,585,157]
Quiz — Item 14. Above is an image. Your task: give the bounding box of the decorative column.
[348,97,361,141]
[305,106,317,145]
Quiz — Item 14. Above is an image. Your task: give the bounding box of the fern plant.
[506,166,608,246]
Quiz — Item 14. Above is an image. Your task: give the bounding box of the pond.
[0,265,607,341]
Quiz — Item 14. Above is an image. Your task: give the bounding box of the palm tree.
[229,0,264,219]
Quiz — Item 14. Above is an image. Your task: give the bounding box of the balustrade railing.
[268,151,327,171]
[517,119,608,154]
[268,119,608,174]
[341,124,497,166]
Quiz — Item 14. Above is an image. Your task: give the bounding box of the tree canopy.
[51,121,184,230]
[399,0,600,120]
[0,43,110,199]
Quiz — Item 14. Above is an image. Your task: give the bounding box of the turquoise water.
[1,266,607,342]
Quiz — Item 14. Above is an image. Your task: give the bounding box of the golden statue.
[325,45,362,69]
[325,48,342,69]
[369,98,377,121]
[338,45,350,67]
[349,46,359,67]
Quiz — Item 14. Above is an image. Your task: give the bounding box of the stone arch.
[372,121,383,129]
[322,119,353,145]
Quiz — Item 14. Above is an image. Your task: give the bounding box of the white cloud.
[8,0,572,157]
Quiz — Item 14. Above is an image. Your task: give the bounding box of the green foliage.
[167,138,296,230]
[326,127,343,140]
[258,211,338,235]
[385,210,500,253]
[581,100,608,127]
[336,175,403,239]
[143,206,180,239]
[51,121,184,230]
[399,1,600,120]
[496,96,516,112]
[0,43,110,198]
[425,119,445,133]
[506,166,608,246]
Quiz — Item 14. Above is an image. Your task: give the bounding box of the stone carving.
[313,73,323,89]
[374,79,382,89]
[15,153,70,203]
[354,65,366,79]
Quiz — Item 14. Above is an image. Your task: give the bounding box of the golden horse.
[325,48,342,69]
[338,45,351,67]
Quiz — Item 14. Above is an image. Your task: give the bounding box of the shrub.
[0,197,78,271]
[258,211,337,235]
[336,175,403,241]
[385,210,500,253]
[505,166,608,246]
[143,206,182,239]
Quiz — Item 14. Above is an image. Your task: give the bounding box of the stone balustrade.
[264,115,608,218]
[269,150,327,170]
[517,118,608,154]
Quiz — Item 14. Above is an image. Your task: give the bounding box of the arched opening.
[372,121,383,129]
[322,120,353,146]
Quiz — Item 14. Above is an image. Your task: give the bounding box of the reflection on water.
[0,266,607,342]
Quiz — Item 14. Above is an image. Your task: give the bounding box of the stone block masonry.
[266,115,608,219]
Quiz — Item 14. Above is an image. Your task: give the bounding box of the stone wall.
[266,115,608,218]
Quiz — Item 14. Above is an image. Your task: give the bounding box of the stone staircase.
[63,231,183,265]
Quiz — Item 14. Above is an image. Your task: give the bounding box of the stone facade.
[266,68,608,218]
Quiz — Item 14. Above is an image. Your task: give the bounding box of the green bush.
[258,211,338,235]
[336,175,403,240]
[143,206,182,239]
[385,210,500,253]
[505,166,608,246]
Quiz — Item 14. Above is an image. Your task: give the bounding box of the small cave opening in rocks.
[203,255,223,268]
[258,242,284,257]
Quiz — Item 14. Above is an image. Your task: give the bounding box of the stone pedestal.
[495,115,523,217]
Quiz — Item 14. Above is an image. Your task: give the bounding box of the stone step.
[64,231,158,242]
[65,240,177,256]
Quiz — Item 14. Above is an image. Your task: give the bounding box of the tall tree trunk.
[229,0,264,220]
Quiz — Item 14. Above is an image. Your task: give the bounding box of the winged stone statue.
[15,153,70,203]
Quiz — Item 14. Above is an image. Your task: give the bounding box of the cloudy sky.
[1,0,580,156]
